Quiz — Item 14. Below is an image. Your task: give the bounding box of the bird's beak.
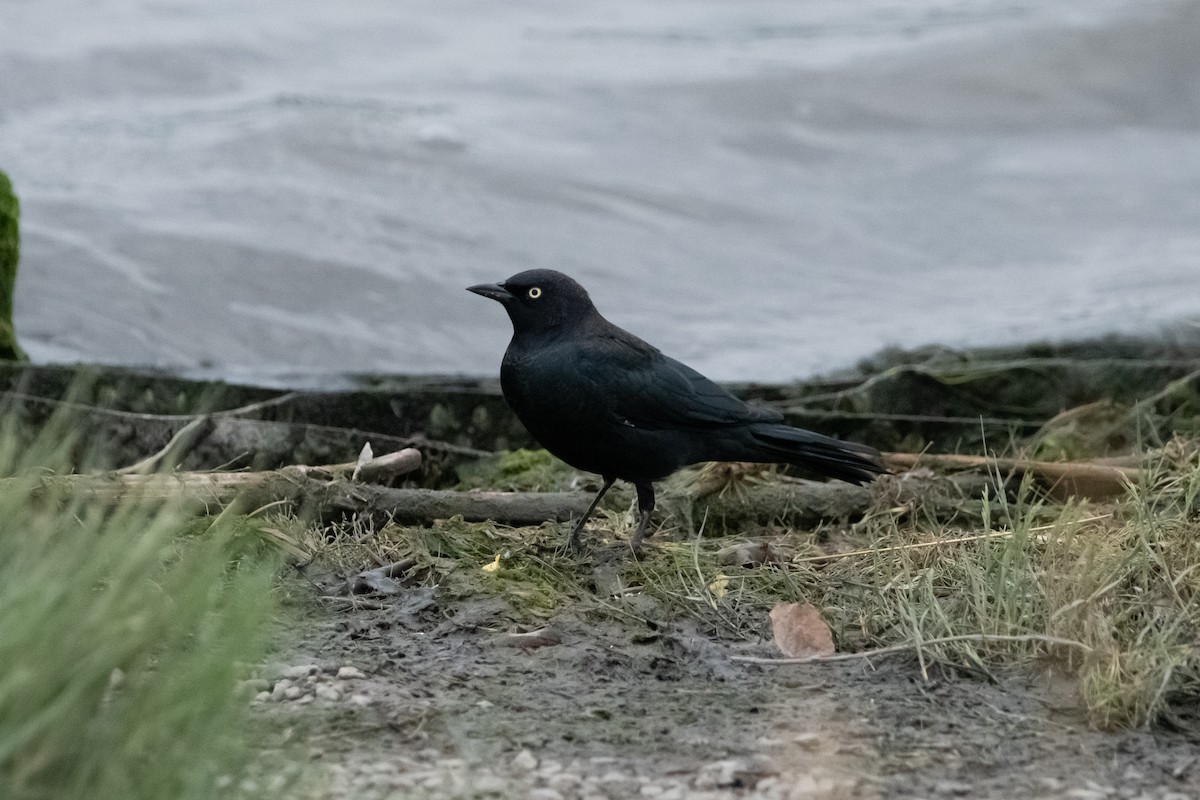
[466,282,512,302]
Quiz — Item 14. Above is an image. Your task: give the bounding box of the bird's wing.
[580,331,782,430]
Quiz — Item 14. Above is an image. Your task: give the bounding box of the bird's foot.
[629,508,653,552]
[566,521,588,551]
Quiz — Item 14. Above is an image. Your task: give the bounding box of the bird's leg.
[629,482,656,551]
[568,475,615,549]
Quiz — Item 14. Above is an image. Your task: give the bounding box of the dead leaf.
[770,602,835,659]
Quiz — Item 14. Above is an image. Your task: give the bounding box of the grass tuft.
[0,416,278,800]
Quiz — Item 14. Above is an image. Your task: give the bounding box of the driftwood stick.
[292,447,424,483]
[31,448,422,509]
[27,446,595,525]
[883,452,1140,499]
[20,446,1140,531]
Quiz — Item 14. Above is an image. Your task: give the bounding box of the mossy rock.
[0,170,26,361]
[455,447,576,492]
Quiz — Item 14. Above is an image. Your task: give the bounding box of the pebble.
[315,684,342,702]
[792,732,821,748]
[338,666,367,680]
[253,691,270,703]
[693,759,741,789]
[283,685,304,701]
[471,774,509,794]
[1064,790,1109,800]
[295,693,314,705]
[281,664,319,680]
[349,693,372,706]
[546,772,580,792]
[270,680,292,702]
[934,780,974,795]
[510,749,538,773]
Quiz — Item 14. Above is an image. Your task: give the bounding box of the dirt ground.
[239,542,1200,800]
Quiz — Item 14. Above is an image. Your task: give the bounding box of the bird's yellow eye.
[528,287,542,299]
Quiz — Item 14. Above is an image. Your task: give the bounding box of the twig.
[0,388,300,422]
[731,633,1095,666]
[318,595,386,611]
[793,514,1113,564]
[117,415,214,475]
[884,452,1140,498]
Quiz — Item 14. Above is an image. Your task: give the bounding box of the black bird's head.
[467,269,597,334]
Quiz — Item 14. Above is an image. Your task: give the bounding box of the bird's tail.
[746,424,885,485]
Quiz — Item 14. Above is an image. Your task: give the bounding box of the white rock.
[349,693,372,707]
[315,684,342,702]
[547,773,580,792]
[470,774,508,794]
[693,759,741,789]
[253,691,271,703]
[270,680,291,702]
[283,685,303,701]
[510,749,538,773]
[282,664,319,680]
[337,666,367,680]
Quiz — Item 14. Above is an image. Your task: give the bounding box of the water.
[2,0,1198,387]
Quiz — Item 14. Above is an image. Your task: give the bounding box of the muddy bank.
[240,574,1200,800]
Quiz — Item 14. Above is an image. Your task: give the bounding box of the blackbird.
[468,269,884,550]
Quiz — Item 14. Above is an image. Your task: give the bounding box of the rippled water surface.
[2,0,1198,386]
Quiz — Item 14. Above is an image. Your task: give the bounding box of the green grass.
[0,419,278,800]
